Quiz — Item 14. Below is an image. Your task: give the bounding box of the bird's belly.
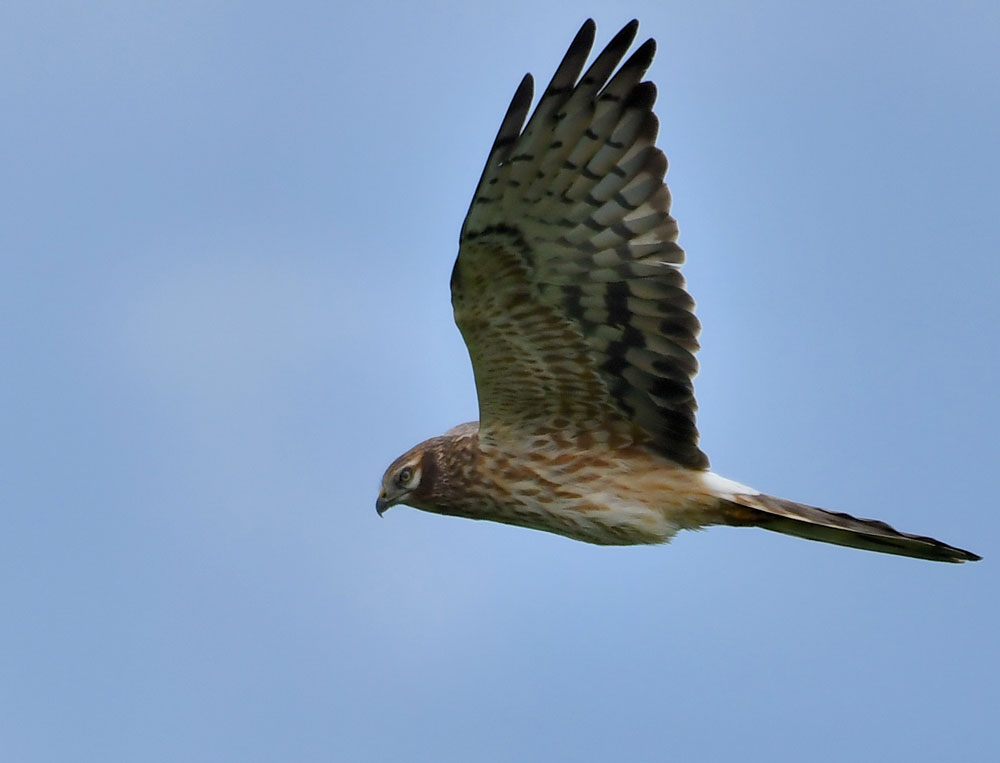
[479,456,721,546]
[506,494,677,545]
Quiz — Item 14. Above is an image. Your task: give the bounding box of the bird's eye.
[398,467,413,485]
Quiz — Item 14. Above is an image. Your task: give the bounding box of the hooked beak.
[376,488,403,517]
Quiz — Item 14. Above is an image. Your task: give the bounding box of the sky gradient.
[2,1,998,760]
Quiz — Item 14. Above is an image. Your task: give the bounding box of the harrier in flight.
[377,20,979,563]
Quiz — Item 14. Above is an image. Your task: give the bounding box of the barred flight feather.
[455,19,706,468]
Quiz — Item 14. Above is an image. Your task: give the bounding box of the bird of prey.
[376,19,980,563]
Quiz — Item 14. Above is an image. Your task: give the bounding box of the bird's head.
[376,444,432,516]
[376,423,477,518]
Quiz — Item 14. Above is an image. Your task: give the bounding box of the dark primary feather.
[454,19,708,468]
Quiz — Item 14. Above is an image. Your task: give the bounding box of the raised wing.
[452,20,707,469]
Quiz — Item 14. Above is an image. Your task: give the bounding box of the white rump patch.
[701,472,760,499]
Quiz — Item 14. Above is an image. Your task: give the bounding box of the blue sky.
[2,1,998,760]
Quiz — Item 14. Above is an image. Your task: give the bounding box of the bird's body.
[389,422,725,545]
[377,19,980,564]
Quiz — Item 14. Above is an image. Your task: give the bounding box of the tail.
[720,491,981,563]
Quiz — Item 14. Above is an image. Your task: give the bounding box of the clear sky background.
[2,1,998,761]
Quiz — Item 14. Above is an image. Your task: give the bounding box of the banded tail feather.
[721,491,981,563]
